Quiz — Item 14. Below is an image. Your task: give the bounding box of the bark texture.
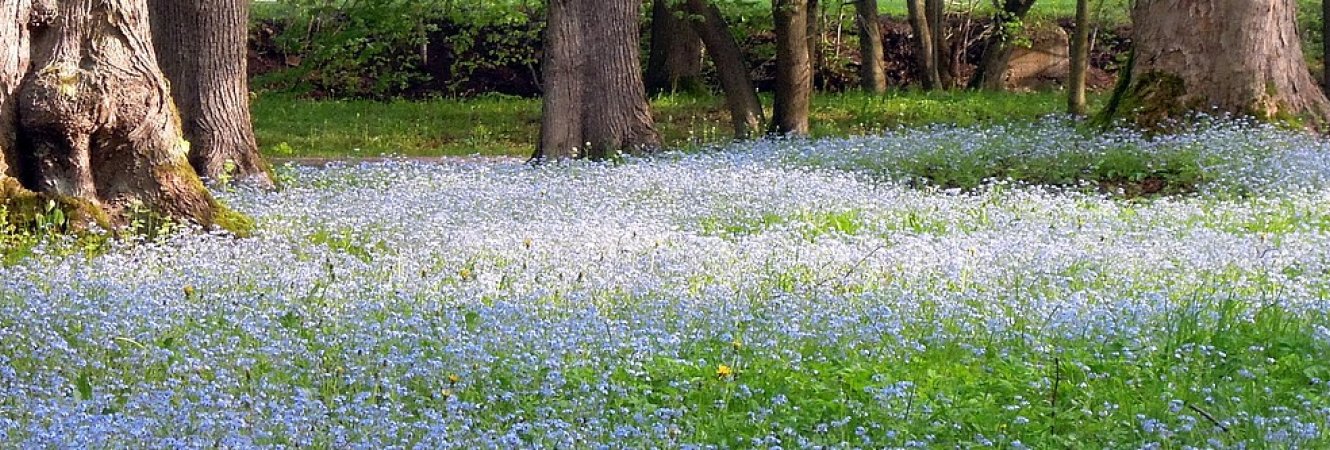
[906,0,942,89]
[969,0,1037,90]
[682,0,764,139]
[149,0,271,187]
[854,0,887,93]
[1067,0,1090,115]
[1104,0,1330,127]
[536,0,660,160]
[771,0,812,136]
[926,0,951,87]
[2,0,246,231]
[0,0,27,179]
[645,0,705,95]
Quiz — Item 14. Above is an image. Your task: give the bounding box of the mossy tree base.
[1,0,254,237]
[1102,0,1330,130]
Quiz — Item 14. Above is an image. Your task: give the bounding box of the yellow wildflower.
[716,364,734,379]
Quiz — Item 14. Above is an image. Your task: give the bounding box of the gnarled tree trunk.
[645,0,705,96]
[1,0,246,232]
[771,0,812,136]
[149,0,272,187]
[854,0,887,93]
[1103,0,1330,127]
[536,0,660,160]
[1,0,25,181]
[682,0,764,139]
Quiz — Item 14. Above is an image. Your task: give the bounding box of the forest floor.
[3,119,1330,446]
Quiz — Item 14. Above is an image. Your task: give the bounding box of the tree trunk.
[854,0,887,93]
[1103,0,1330,128]
[926,0,951,88]
[771,0,813,136]
[148,0,271,188]
[806,0,821,89]
[0,0,26,181]
[906,0,942,89]
[536,0,660,160]
[969,0,1037,90]
[682,0,764,139]
[1323,0,1330,91]
[1,0,246,231]
[645,0,705,96]
[1067,0,1090,115]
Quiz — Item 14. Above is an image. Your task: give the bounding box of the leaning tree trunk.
[682,0,764,139]
[969,0,1037,90]
[906,0,942,89]
[771,0,813,136]
[1104,0,1330,128]
[536,0,660,160]
[1,0,246,231]
[854,0,887,93]
[148,0,272,187]
[645,0,705,96]
[1067,0,1090,115]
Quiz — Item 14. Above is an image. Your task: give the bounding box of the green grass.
[252,90,1101,159]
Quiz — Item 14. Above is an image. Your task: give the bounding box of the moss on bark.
[0,177,110,231]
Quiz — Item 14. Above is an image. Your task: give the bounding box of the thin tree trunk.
[1323,0,1330,91]
[645,0,705,95]
[148,0,272,188]
[854,0,887,93]
[1104,0,1330,128]
[771,0,813,136]
[926,0,951,88]
[682,0,764,139]
[4,0,244,230]
[537,0,660,160]
[969,0,1037,90]
[1067,0,1090,115]
[906,0,941,89]
[807,0,821,89]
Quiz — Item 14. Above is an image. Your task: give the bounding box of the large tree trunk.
[1104,0,1330,127]
[854,0,887,93]
[682,0,764,139]
[148,0,272,188]
[645,0,705,96]
[536,0,660,160]
[906,0,942,89]
[969,0,1037,90]
[1,0,245,231]
[0,0,25,181]
[771,0,813,136]
[1067,0,1090,115]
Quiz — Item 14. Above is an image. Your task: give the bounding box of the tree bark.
[0,0,27,180]
[926,0,951,88]
[969,0,1037,91]
[1103,0,1330,128]
[854,0,887,93]
[1323,0,1330,91]
[2,0,246,231]
[536,0,660,160]
[682,0,764,139]
[645,0,705,96]
[771,0,813,136]
[148,0,271,188]
[1067,0,1090,115]
[906,0,942,89]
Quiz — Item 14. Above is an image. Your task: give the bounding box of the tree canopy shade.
[150,0,273,188]
[535,0,660,160]
[1104,0,1330,127]
[0,0,248,232]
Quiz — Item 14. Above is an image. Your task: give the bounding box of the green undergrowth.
[252,90,1101,159]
